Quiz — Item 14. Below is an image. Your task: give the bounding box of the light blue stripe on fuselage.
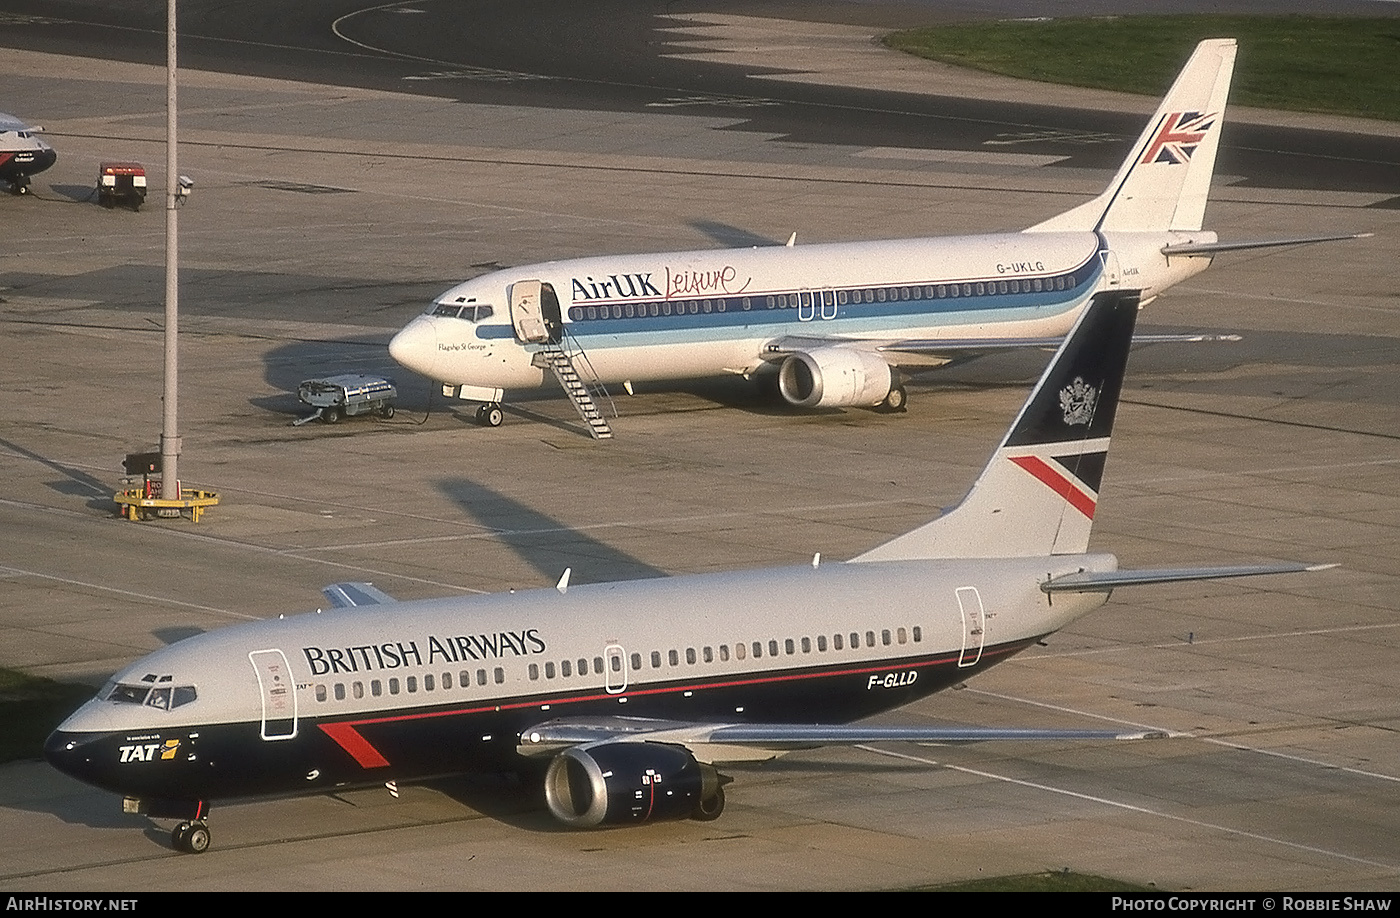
[478,257,1104,350]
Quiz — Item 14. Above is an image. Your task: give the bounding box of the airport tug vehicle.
[296,374,398,424]
[98,162,147,210]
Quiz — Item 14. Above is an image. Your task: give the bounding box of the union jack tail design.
[854,290,1139,563]
[1141,111,1217,165]
[1025,39,1236,234]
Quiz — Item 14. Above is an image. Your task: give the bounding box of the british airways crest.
[1140,111,1216,165]
[1059,377,1097,426]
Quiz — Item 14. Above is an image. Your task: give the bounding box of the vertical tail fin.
[852,290,1140,563]
[1026,38,1236,234]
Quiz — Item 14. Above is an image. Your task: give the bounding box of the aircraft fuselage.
[46,554,1114,805]
[389,230,1214,401]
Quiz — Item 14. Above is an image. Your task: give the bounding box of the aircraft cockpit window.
[107,683,149,705]
[106,681,197,709]
[430,303,494,322]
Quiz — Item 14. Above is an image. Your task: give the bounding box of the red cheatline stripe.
[319,722,391,768]
[308,638,1044,769]
[333,642,1029,730]
[1009,455,1096,519]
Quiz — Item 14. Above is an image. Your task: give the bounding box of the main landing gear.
[692,784,726,821]
[474,402,504,427]
[878,385,908,413]
[172,819,211,854]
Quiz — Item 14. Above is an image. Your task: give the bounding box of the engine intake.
[543,742,724,827]
[778,347,893,408]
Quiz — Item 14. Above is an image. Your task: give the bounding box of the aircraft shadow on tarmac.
[436,476,667,584]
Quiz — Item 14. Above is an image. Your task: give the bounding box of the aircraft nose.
[44,727,107,788]
[44,728,84,776]
[389,317,438,379]
[44,703,121,791]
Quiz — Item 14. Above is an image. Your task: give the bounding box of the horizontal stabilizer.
[1161,232,1372,256]
[322,582,398,608]
[1042,562,1335,593]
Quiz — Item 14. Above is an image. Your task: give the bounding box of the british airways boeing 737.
[46,286,1328,853]
[387,39,1359,434]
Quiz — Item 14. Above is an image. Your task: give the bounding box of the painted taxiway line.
[967,687,1400,786]
[859,744,1399,871]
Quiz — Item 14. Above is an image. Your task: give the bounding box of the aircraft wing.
[763,331,1239,366]
[517,715,1163,764]
[321,582,398,608]
[1042,562,1335,593]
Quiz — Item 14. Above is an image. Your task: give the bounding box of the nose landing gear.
[172,819,211,854]
[475,403,504,427]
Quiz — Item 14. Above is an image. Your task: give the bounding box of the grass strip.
[884,15,1400,122]
[0,668,94,763]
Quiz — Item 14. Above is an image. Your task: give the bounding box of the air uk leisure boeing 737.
[387,39,1360,433]
[46,287,1327,853]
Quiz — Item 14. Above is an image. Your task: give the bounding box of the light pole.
[160,0,181,497]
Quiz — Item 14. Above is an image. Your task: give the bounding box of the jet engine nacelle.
[777,347,893,408]
[543,742,725,827]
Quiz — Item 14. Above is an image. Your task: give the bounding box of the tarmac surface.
[2,2,1399,893]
